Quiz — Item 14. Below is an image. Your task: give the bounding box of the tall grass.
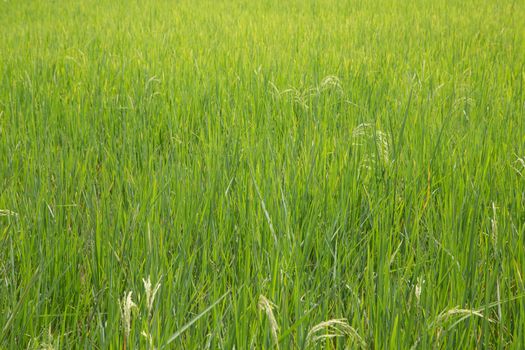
[1,0,524,348]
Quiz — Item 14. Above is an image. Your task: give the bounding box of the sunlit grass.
[1,0,524,348]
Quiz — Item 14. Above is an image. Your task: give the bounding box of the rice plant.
[1,0,524,348]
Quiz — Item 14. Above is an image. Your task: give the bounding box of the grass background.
[1,0,525,348]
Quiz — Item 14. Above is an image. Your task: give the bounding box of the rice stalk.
[305,318,366,349]
[258,295,280,349]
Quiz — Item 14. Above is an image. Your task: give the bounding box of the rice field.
[1,0,525,348]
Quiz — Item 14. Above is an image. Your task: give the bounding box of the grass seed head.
[415,277,425,304]
[306,318,366,348]
[120,291,137,339]
[0,209,18,217]
[142,276,161,317]
[258,295,279,348]
[141,331,156,350]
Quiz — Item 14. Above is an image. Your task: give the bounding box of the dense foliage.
[1,0,524,348]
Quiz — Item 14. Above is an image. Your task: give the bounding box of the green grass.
[1,0,525,348]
